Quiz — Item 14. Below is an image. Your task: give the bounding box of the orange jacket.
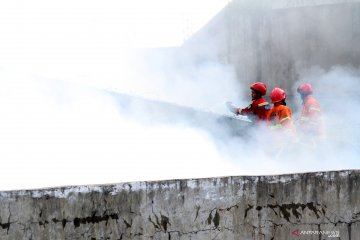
[267,103,296,136]
[239,97,271,121]
[299,95,324,136]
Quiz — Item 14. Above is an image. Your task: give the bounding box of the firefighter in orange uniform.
[226,82,271,122]
[267,88,296,137]
[297,83,324,138]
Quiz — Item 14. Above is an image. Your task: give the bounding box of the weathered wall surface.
[0,170,359,239]
[183,0,360,94]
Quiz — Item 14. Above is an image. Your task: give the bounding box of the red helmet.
[270,88,286,103]
[250,82,267,96]
[297,83,313,94]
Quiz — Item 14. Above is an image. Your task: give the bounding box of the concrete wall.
[0,170,359,239]
[183,0,360,94]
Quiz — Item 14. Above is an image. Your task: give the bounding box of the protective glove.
[225,101,238,114]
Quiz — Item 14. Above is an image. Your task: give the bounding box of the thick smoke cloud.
[291,66,360,167]
[0,0,359,191]
[0,69,243,191]
[2,63,358,191]
[218,66,360,176]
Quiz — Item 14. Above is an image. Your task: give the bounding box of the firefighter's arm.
[308,105,321,119]
[300,104,321,126]
[280,108,297,137]
[225,102,240,114]
[239,102,256,116]
[279,108,292,127]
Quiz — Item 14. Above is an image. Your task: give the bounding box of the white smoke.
[0,0,359,191]
[0,69,244,190]
[205,66,360,176]
[1,51,359,192]
[291,66,360,168]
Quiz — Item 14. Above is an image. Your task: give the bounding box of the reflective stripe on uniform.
[309,107,321,112]
[280,117,291,123]
[258,102,269,107]
[300,116,309,121]
[271,124,282,130]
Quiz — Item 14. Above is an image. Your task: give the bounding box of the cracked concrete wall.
[0,170,359,239]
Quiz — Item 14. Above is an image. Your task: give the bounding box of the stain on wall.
[0,170,358,239]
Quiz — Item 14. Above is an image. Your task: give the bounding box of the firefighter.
[267,87,296,137]
[254,87,297,159]
[297,83,324,138]
[226,82,271,122]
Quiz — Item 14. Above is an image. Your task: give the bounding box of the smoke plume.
[0,0,359,190]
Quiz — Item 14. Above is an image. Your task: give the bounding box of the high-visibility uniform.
[264,102,297,156]
[267,102,296,136]
[298,95,324,136]
[238,97,271,122]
